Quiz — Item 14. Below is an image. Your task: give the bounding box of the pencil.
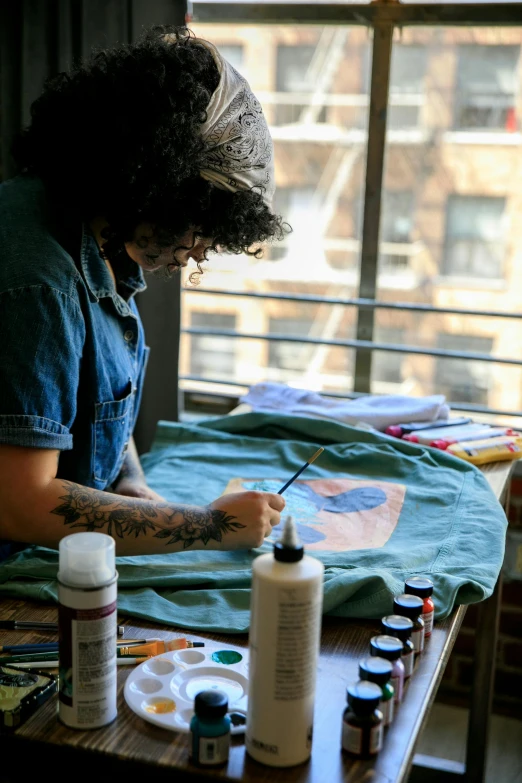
[0,639,154,654]
[9,657,149,669]
[277,447,324,495]
[0,620,125,635]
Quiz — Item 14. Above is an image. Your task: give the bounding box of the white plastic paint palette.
[123,645,249,734]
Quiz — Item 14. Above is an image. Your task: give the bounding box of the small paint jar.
[190,690,231,766]
[341,680,383,759]
[393,594,425,657]
[381,614,415,679]
[404,577,435,638]
[369,635,405,705]
[358,656,395,727]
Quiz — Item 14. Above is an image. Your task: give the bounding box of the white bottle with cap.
[58,532,118,729]
[246,516,324,767]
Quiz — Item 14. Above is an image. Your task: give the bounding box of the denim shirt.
[0,175,149,493]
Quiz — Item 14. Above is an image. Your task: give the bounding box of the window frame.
[183,1,522,420]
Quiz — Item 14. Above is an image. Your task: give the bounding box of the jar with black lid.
[369,634,405,704]
[341,681,383,759]
[359,656,395,727]
[393,594,425,657]
[381,614,415,679]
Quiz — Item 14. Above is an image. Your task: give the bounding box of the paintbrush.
[0,638,156,654]
[277,447,324,494]
[117,639,205,657]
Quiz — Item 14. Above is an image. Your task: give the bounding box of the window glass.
[444,195,506,278]
[189,312,237,378]
[435,334,493,405]
[217,43,245,73]
[455,45,519,131]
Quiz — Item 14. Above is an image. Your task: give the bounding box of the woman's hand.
[113,476,166,502]
[208,490,285,550]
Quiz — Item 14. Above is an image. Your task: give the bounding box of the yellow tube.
[446,435,522,466]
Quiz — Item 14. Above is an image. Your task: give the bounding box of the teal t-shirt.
[0,413,508,632]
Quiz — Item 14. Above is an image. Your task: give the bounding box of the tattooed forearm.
[50,481,245,549]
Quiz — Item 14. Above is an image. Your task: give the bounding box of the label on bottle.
[391,673,403,704]
[58,581,117,729]
[342,722,362,755]
[198,733,230,765]
[370,722,383,754]
[402,650,414,678]
[380,697,394,727]
[412,627,424,654]
[422,609,434,638]
[274,588,322,701]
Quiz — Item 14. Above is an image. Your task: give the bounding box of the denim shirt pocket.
[93,379,135,487]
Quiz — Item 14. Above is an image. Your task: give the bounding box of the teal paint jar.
[190,690,231,766]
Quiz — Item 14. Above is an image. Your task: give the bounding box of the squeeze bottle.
[58,532,118,729]
[245,516,324,767]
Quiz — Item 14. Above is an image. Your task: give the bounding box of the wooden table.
[0,460,513,783]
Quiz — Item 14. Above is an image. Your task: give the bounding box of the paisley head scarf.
[165,34,275,208]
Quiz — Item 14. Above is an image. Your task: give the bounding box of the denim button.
[124,330,134,342]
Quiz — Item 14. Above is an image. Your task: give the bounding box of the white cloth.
[194,38,275,207]
[240,382,451,432]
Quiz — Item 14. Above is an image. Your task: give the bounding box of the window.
[267,318,313,374]
[455,45,520,132]
[190,313,237,379]
[372,328,405,385]
[217,44,244,73]
[183,17,522,427]
[380,191,414,272]
[362,44,427,129]
[444,196,506,279]
[275,44,327,126]
[435,334,493,405]
[389,45,427,130]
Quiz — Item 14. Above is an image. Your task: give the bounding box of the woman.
[0,26,286,558]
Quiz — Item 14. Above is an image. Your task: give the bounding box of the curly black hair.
[12,26,288,269]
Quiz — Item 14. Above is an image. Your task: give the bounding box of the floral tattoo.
[51,481,245,549]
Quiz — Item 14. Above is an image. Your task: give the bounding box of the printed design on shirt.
[224,477,406,551]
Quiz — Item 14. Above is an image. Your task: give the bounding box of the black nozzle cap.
[273,541,304,562]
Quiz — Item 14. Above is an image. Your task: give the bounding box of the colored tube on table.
[403,424,513,447]
[385,416,471,438]
[446,435,522,466]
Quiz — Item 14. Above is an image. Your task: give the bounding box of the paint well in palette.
[211,650,243,665]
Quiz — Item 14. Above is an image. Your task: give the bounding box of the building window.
[372,328,405,385]
[435,334,493,405]
[217,44,244,74]
[389,45,427,130]
[380,191,414,272]
[455,45,520,132]
[275,44,327,126]
[190,312,237,378]
[443,195,506,279]
[267,317,313,374]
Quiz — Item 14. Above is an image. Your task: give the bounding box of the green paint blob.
[211,650,243,665]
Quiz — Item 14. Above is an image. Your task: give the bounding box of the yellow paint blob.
[145,699,176,714]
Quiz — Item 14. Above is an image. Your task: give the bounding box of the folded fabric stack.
[240,382,450,432]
